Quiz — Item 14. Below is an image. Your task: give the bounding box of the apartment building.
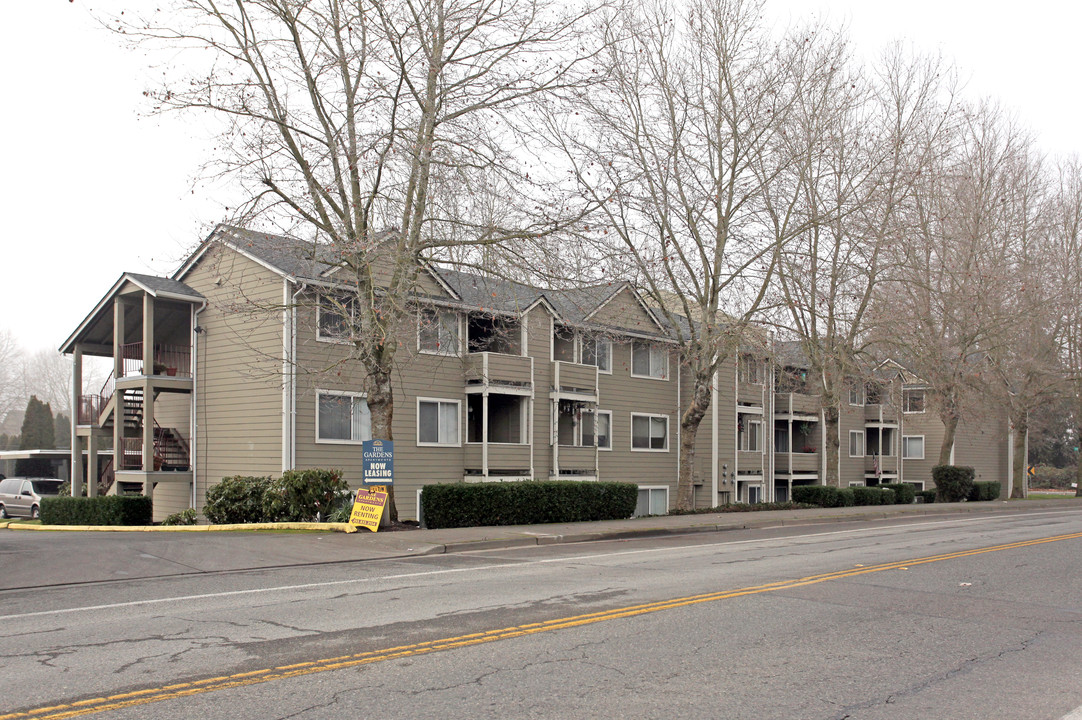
[61,226,1014,521]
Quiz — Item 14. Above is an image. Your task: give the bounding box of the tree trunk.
[676,377,712,511]
[823,405,840,487]
[1010,417,1028,500]
[367,368,398,522]
[938,413,958,467]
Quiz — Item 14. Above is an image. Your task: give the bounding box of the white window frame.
[581,409,613,450]
[902,435,925,460]
[634,485,669,516]
[739,356,763,385]
[316,293,356,344]
[740,417,762,453]
[849,430,865,458]
[849,384,864,406]
[581,337,613,374]
[903,388,926,414]
[417,397,461,447]
[418,309,461,356]
[630,341,669,380]
[631,412,669,452]
[315,390,371,444]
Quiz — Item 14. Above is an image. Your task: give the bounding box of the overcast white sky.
[1,0,1078,355]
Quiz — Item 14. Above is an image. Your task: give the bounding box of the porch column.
[88,436,99,498]
[71,345,84,497]
[142,295,155,497]
[113,298,126,480]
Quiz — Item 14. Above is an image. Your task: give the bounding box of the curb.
[0,521,357,533]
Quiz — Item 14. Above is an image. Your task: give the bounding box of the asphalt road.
[3,508,1082,719]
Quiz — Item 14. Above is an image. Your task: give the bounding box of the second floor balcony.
[464,352,532,391]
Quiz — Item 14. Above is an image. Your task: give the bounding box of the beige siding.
[589,287,661,331]
[597,342,679,508]
[528,306,553,479]
[182,245,285,511]
[899,408,946,489]
[954,412,1010,486]
[838,402,865,487]
[715,357,738,503]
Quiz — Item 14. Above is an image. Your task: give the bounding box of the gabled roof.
[177,225,460,299]
[60,273,204,354]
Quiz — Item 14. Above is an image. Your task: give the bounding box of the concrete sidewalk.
[1,499,1078,591]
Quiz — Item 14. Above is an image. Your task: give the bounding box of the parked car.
[0,477,63,519]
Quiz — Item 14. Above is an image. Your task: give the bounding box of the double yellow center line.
[6,530,1082,720]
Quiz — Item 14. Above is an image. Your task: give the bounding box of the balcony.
[780,452,819,474]
[464,352,532,391]
[556,445,597,474]
[864,403,898,424]
[737,381,765,403]
[464,443,532,475]
[775,392,819,416]
[551,361,598,398]
[738,450,765,469]
[865,455,900,475]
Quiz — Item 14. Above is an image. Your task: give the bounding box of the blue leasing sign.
[362,439,394,485]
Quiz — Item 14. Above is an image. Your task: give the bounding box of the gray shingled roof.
[218,226,671,336]
[126,273,204,300]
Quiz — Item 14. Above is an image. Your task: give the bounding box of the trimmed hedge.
[917,489,937,504]
[204,476,274,524]
[881,483,916,505]
[40,496,153,526]
[933,465,975,503]
[968,481,1002,502]
[791,486,857,508]
[420,481,638,529]
[852,486,896,505]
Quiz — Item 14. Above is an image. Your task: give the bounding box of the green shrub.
[420,481,638,529]
[263,469,349,522]
[932,465,975,502]
[968,481,1002,502]
[836,487,855,507]
[852,486,896,505]
[917,489,937,504]
[203,476,273,524]
[161,508,199,526]
[40,496,153,526]
[882,483,916,504]
[791,486,838,507]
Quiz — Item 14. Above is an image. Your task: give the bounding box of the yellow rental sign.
[349,488,388,532]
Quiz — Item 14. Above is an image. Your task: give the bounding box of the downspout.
[676,358,682,506]
[285,282,306,472]
[191,299,207,510]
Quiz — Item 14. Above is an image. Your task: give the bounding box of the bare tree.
[113,0,604,519]
[874,101,1035,469]
[1049,157,1082,496]
[545,0,854,509]
[772,47,957,487]
[0,330,24,430]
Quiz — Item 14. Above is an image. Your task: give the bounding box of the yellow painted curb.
[1,522,357,534]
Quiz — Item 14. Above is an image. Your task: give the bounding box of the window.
[739,356,763,384]
[903,388,926,413]
[582,338,612,373]
[582,410,612,450]
[634,486,668,516]
[317,294,356,342]
[865,384,882,404]
[631,342,668,380]
[849,430,865,457]
[631,413,668,451]
[739,417,762,452]
[316,391,371,443]
[902,435,925,460]
[418,399,460,446]
[849,384,864,406]
[419,309,460,355]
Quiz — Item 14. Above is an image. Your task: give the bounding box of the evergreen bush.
[40,496,152,526]
[420,481,638,529]
[968,481,1001,501]
[203,476,273,524]
[262,468,349,522]
[932,465,975,503]
[881,483,916,504]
